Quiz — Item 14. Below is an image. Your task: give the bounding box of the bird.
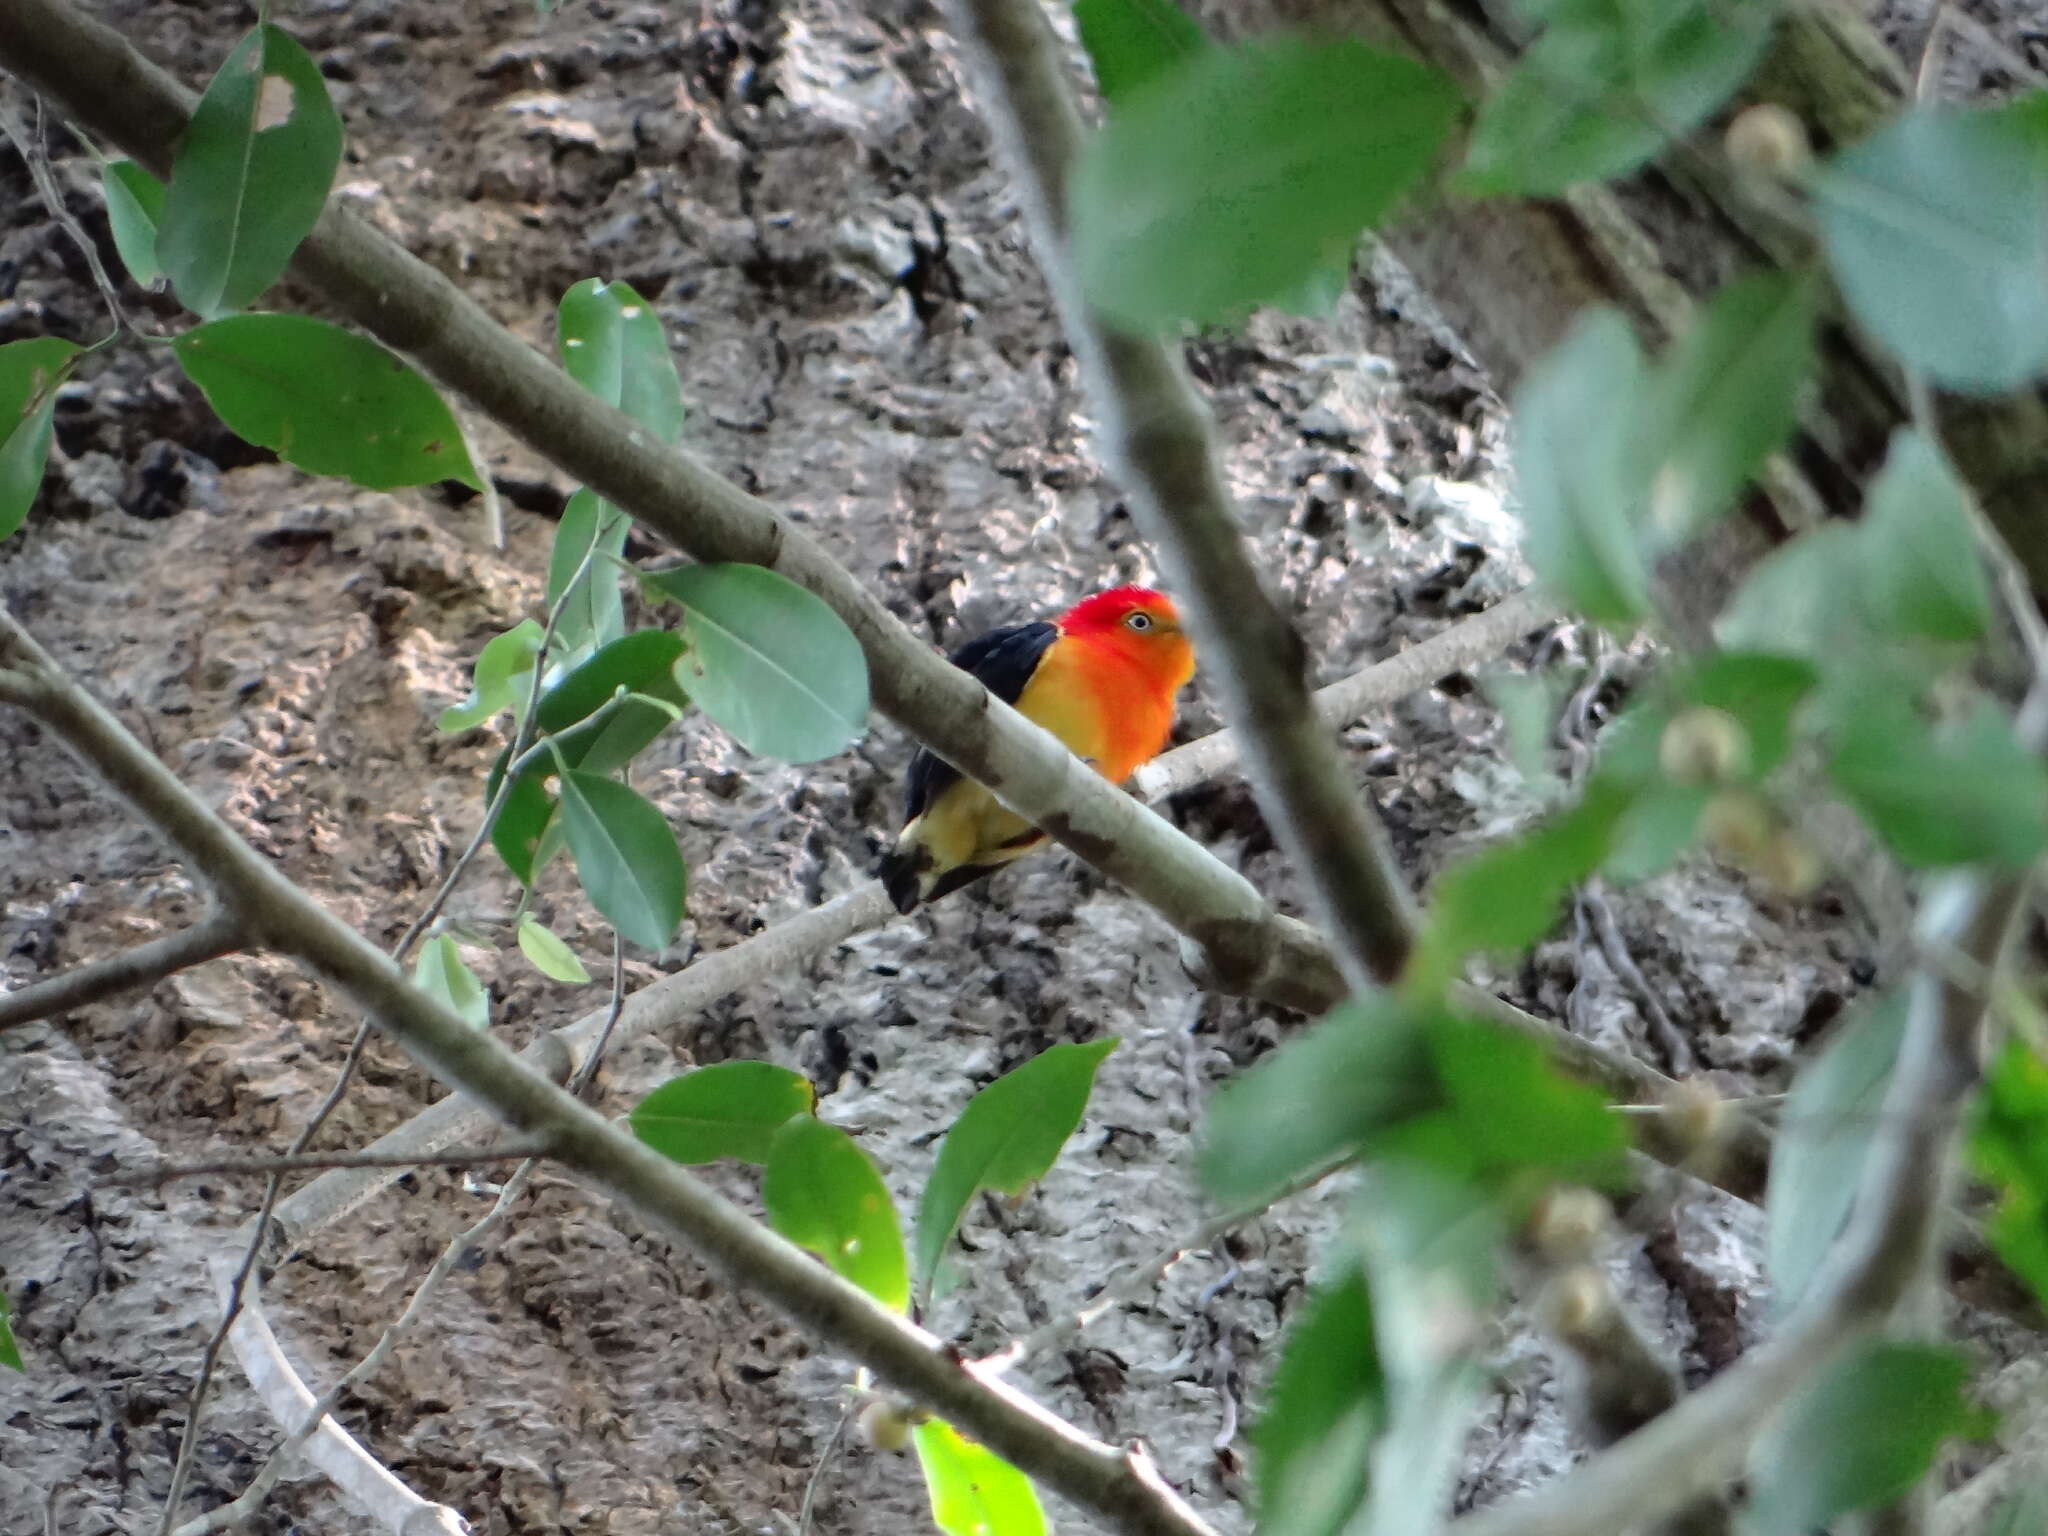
[878,585,1196,914]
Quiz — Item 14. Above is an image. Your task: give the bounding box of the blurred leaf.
[1642,272,1814,547]
[536,630,687,735]
[1856,429,1993,647]
[1071,36,1459,329]
[1982,1486,2048,1536]
[763,1115,909,1313]
[1463,0,1773,195]
[644,563,869,762]
[913,1420,1047,1536]
[1602,782,1711,882]
[1416,1013,1631,1193]
[1408,777,1631,992]
[1199,996,1440,1207]
[1968,1038,2048,1310]
[1827,697,2048,868]
[155,24,342,317]
[413,934,488,1031]
[1510,309,1653,627]
[102,160,167,288]
[174,315,480,490]
[515,916,591,984]
[0,337,82,541]
[547,490,630,658]
[1765,992,1905,1313]
[631,1062,818,1166]
[1352,1164,1498,1536]
[557,278,685,441]
[1714,523,1864,661]
[1678,652,1819,779]
[1254,1269,1383,1536]
[1745,1339,1991,1535]
[1074,0,1209,106]
[438,620,544,734]
[913,1038,1117,1301]
[556,770,687,951]
[0,1293,21,1372]
[1813,98,2048,393]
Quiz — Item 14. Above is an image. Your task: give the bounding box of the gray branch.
[0,908,242,1029]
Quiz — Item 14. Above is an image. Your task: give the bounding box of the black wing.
[902,620,1059,824]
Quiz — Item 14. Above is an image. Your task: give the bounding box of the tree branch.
[947,0,1418,991]
[0,908,243,1030]
[0,605,1220,1536]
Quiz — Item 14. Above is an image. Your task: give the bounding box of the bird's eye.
[1125,611,1154,631]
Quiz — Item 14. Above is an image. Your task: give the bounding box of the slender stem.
[100,1144,551,1185]
[0,89,128,337]
[0,908,243,1029]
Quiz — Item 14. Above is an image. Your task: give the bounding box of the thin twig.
[0,88,128,336]
[0,908,243,1030]
[100,1144,552,1186]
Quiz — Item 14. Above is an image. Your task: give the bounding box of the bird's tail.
[877,845,928,914]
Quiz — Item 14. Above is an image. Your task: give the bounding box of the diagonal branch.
[0,908,243,1030]
[945,0,1418,990]
[0,607,1220,1536]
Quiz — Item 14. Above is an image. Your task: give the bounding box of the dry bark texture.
[0,1,2026,1533]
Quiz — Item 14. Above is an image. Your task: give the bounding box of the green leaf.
[0,1292,21,1372]
[631,1061,818,1165]
[438,620,544,734]
[1601,782,1711,882]
[1675,652,1820,780]
[155,24,343,318]
[1745,1340,1990,1535]
[1813,98,2048,394]
[102,160,167,288]
[1408,777,1631,992]
[1855,429,1993,647]
[1073,0,1209,106]
[913,1420,1048,1536]
[489,767,557,887]
[1713,523,1865,661]
[1968,1038,2048,1310]
[413,934,489,1030]
[1642,272,1815,546]
[557,278,685,442]
[1827,697,2048,868]
[515,916,591,984]
[762,1115,909,1313]
[1254,1270,1383,1536]
[536,630,687,735]
[1070,35,1460,329]
[1351,1165,1498,1536]
[173,315,481,490]
[1765,992,1905,1313]
[644,563,869,763]
[0,337,82,542]
[556,770,687,951]
[1199,996,1440,1207]
[1982,1486,2048,1536]
[1509,309,1653,627]
[547,490,631,658]
[1462,0,1773,196]
[913,1039,1117,1301]
[1417,1012,1630,1193]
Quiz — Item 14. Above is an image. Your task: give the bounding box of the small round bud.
[1662,1077,1729,1161]
[1725,103,1811,177]
[1754,832,1825,900]
[1659,706,1751,786]
[1701,790,1775,865]
[1539,1265,1612,1342]
[855,1398,917,1455]
[1528,1186,1612,1264]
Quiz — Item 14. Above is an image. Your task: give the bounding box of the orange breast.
[1014,631,1189,783]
